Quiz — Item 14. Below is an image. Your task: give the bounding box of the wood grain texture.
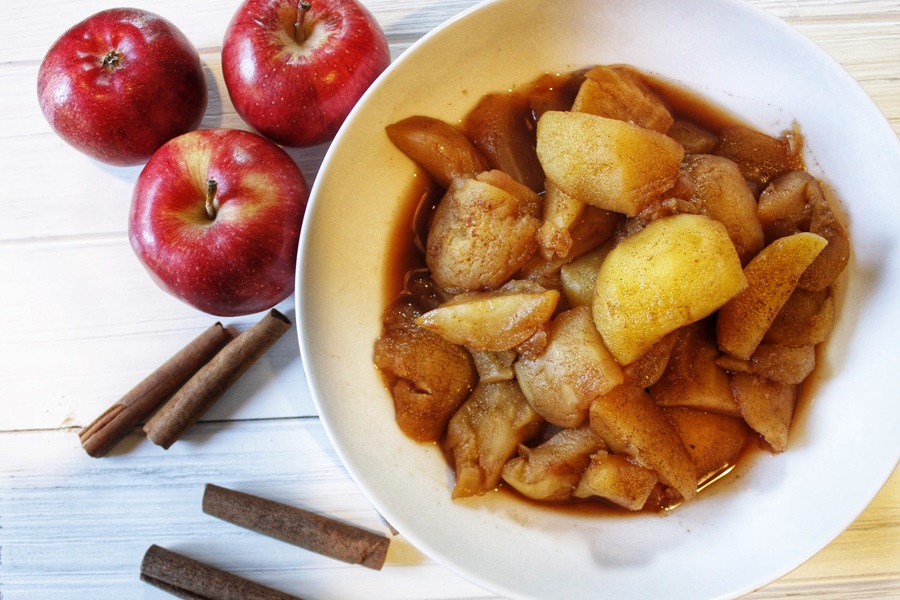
[1,0,898,598]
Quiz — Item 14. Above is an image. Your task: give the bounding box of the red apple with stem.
[37,8,207,166]
[222,0,391,147]
[129,129,309,317]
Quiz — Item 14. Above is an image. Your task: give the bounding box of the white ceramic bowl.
[297,0,900,598]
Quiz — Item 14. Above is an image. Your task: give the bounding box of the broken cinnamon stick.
[79,323,233,458]
[203,484,391,570]
[144,309,292,449]
[140,544,303,600]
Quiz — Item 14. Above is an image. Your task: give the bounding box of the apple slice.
[515,306,624,428]
[573,451,659,511]
[571,64,674,133]
[415,280,560,352]
[588,385,698,500]
[717,231,828,360]
[535,110,684,216]
[663,406,751,485]
[729,373,798,452]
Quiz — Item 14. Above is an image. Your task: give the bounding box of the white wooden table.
[2,1,898,598]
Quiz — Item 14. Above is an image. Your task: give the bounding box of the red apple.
[37,8,207,166]
[222,0,390,147]
[129,129,309,316]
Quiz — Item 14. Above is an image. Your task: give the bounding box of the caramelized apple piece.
[560,242,614,308]
[663,406,751,485]
[373,297,477,442]
[536,110,684,216]
[571,64,674,133]
[729,373,797,452]
[444,381,544,498]
[682,154,765,264]
[519,205,620,286]
[470,350,517,383]
[650,320,741,417]
[464,92,545,192]
[593,214,747,365]
[717,231,827,360]
[715,125,803,185]
[589,385,698,501]
[764,288,835,347]
[501,426,605,502]
[426,170,541,293]
[515,306,624,428]
[716,344,816,385]
[537,181,585,260]
[415,280,559,352]
[622,330,679,388]
[757,171,850,291]
[667,119,718,154]
[386,115,490,188]
[573,451,659,510]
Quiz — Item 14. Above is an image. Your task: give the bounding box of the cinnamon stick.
[144,309,292,449]
[203,484,391,570]
[79,323,233,457]
[140,544,303,600]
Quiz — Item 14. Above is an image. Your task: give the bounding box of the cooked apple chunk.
[560,242,614,308]
[663,406,751,485]
[571,64,674,133]
[536,180,585,261]
[535,110,684,216]
[444,381,544,498]
[716,343,816,385]
[650,320,741,417]
[386,115,490,189]
[682,154,765,264]
[573,451,659,511]
[729,373,797,452]
[501,426,605,502]
[593,214,747,365]
[415,280,560,352]
[588,385,698,501]
[373,297,477,442]
[717,231,827,360]
[764,288,835,347]
[470,350,517,383]
[515,306,624,428]
[426,170,541,293]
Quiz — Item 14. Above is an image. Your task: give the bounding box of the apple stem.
[205,179,218,220]
[294,0,312,43]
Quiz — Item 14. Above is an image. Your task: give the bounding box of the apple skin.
[129,129,309,316]
[222,0,391,147]
[37,8,207,166]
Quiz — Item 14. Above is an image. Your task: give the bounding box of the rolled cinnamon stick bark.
[79,322,233,458]
[144,309,292,449]
[140,544,303,600]
[203,484,391,570]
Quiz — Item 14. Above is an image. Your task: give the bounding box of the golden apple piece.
[622,330,679,388]
[588,385,698,500]
[593,214,747,365]
[800,184,851,291]
[444,380,544,498]
[535,110,684,216]
[729,373,798,453]
[663,406,751,485]
[717,231,828,360]
[537,180,585,261]
[650,320,741,417]
[385,115,490,189]
[415,280,560,352]
[573,451,659,511]
[426,170,541,293]
[571,64,674,134]
[560,242,614,308]
[716,343,816,385]
[515,306,624,428]
[715,125,803,185]
[501,426,605,502]
[764,288,835,347]
[667,119,718,154]
[682,154,765,264]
